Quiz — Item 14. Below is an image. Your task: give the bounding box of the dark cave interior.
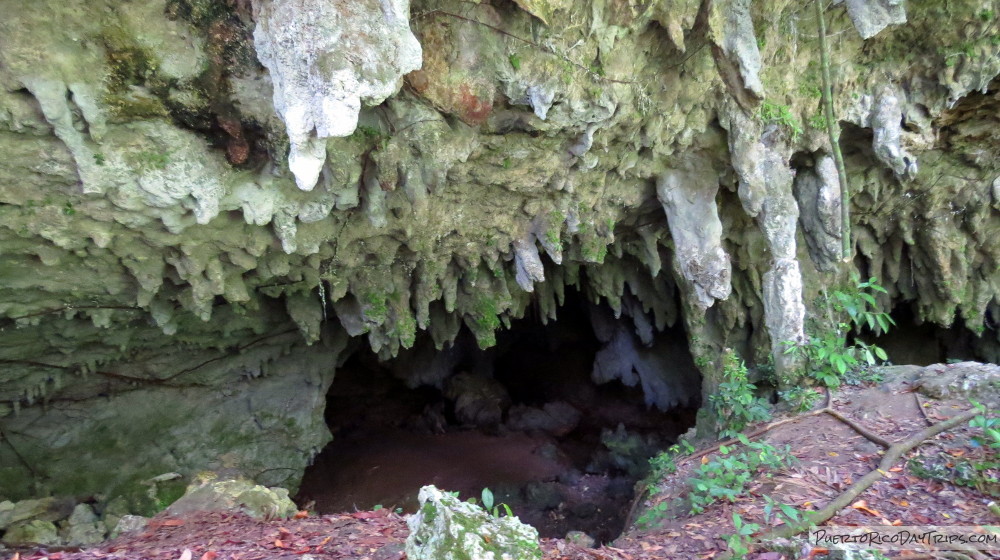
[863,303,1000,366]
[297,290,701,542]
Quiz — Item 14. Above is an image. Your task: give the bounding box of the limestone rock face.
[405,485,542,560]
[252,0,422,190]
[656,159,732,311]
[844,0,908,40]
[795,155,842,270]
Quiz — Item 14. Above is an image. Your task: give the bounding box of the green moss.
[97,24,172,120]
[509,53,522,71]
[544,228,561,250]
[473,297,501,332]
[393,311,418,349]
[132,150,172,171]
[152,479,188,512]
[363,292,389,324]
[353,125,390,150]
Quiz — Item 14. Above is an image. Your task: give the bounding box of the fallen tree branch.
[722,407,981,560]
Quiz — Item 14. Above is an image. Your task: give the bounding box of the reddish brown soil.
[299,429,570,513]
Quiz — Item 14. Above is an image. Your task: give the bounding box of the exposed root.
[915,391,935,426]
[627,388,899,529]
[821,408,892,448]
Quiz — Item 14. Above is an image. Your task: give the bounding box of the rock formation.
[0,0,998,516]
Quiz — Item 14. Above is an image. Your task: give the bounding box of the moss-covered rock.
[405,485,542,560]
[165,475,297,520]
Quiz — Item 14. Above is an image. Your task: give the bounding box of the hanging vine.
[815,0,852,260]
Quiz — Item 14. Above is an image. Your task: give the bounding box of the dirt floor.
[9,364,1000,560]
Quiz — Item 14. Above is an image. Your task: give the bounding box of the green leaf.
[481,488,494,511]
[831,354,847,374]
[779,504,800,521]
[874,346,888,360]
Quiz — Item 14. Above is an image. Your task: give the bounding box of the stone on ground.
[165,476,297,520]
[405,485,542,560]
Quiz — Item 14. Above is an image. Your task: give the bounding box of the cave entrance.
[862,304,1000,366]
[296,290,701,543]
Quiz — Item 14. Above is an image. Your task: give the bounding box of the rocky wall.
[0,0,998,509]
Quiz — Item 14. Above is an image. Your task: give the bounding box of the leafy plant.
[710,350,771,438]
[779,386,823,412]
[762,495,803,527]
[479,487,514,518]
[723,513,760,558]
[636,501,671,529]
[759,101,803,141]
[644,440,696,491]
[785,277,894,387]
[971,400,1000,453]
[686,435,794,515]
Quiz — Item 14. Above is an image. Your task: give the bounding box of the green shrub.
[724,513,760,558]
[785,277,894,387]
[779,386,823,412]
[687,435,794,515]
[710,350,771,438]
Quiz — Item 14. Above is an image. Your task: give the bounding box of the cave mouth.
[296,289,701,543]
[861,303,1000,366]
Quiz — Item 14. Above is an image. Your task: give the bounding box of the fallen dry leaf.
[851,500,882,517]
